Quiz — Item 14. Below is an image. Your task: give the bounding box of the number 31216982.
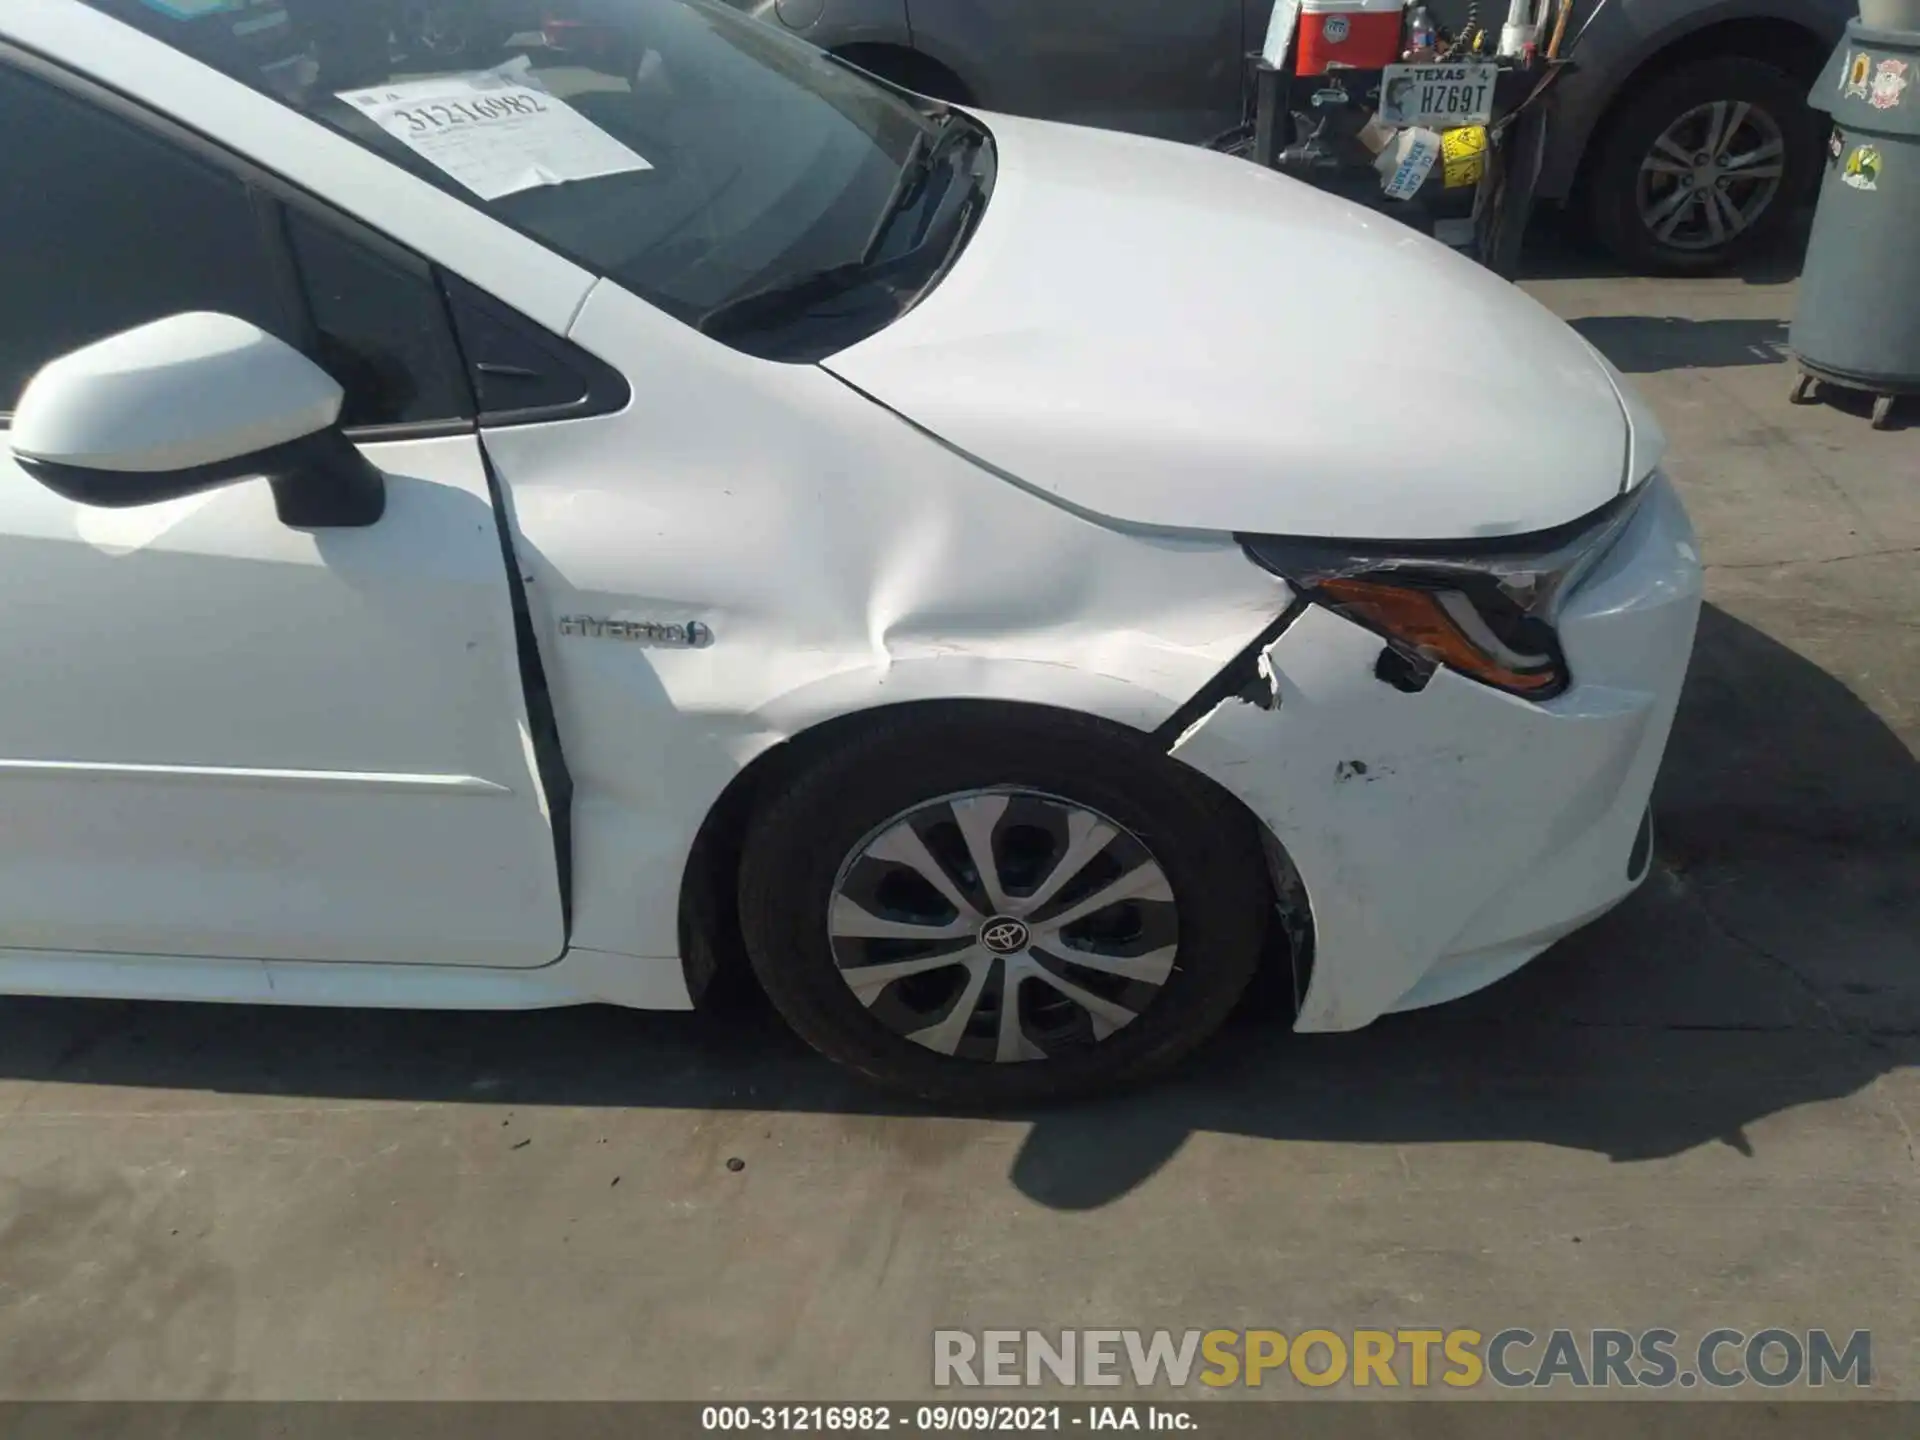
[395,93,549,131]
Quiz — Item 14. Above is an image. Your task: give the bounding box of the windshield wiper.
[858,115,979,265]
[694,248,921,343]
[696,122,986,344]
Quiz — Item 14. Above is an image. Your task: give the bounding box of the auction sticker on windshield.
[1379,63,1498,128]
[337,63,651,201]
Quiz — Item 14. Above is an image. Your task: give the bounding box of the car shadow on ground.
[1516,208,1812,288]
[1526,213,1802,374]
[0,606,1913,1211]
[1569,315,1790,373]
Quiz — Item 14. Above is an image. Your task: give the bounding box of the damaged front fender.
[481,280,1297,967]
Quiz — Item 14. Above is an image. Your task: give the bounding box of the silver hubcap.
[1637,100,1786,252]
[826,789,1180,1064]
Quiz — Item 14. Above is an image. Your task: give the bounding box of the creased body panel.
[1174,476,1703,1029]
[481,280,1294,963]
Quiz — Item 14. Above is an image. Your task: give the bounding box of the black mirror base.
[17,427,386,529]
[270,429,387,529]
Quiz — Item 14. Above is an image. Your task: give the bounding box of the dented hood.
[822,113,1634,541]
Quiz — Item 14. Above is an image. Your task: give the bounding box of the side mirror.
[9,313,385,528]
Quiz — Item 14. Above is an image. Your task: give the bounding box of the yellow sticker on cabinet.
[1441,125,1489,189]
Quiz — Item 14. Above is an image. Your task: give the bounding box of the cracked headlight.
[1239,484,1652,701]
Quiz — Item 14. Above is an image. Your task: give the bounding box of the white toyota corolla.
[0,0,1702,1102]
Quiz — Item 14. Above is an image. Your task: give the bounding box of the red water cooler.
[1295,0,1408,76]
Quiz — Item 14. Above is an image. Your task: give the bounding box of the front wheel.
[736,710,1271,1105]
[1585,56,1816,273]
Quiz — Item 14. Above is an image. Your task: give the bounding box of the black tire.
[736,708,1270,1105]
[1585,56,1817,274]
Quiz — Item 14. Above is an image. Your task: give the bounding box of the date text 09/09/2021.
[701,1406,1189,1432]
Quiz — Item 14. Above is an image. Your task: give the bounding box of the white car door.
[0,55,566,969]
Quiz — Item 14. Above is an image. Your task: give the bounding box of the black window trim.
[0,40,626,437]
[440,272,634,430]
[255,177,483,437]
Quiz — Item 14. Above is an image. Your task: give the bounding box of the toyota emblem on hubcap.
[980,918,1030,955]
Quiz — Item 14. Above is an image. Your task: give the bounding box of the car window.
[0,60,473,430]
[0,63,287,415]
[79,0,996,360]
[286,208,472,428]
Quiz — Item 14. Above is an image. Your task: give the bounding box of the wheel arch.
[828,41,976,104]
[1554,13,1832,204]
[676,692,1313,1012]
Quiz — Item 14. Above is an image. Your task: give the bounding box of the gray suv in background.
[737,0,1856,271]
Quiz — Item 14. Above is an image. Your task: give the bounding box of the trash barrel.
[1789,21,1920,429]
[1860,0,1920,30]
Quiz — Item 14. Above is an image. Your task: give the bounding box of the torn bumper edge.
[1167,474,1704,1031]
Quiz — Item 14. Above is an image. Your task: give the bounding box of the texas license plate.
[1379,63,1499,128]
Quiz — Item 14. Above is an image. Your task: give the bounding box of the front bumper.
[1172,475,1704,1030]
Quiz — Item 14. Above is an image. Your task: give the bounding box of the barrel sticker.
[1871,59,1911,112]
[1844,144,1882,193]
[1844,52,1873,100]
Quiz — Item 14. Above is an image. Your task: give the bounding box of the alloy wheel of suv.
[1588,56,1816,273]
[1634,99,1787,256]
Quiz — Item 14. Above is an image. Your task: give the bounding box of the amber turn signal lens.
[1316,577,1562,695]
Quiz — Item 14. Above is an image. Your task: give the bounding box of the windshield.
[79,0,995,359]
